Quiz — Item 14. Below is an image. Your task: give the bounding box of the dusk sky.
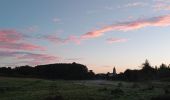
[1,0,170,73]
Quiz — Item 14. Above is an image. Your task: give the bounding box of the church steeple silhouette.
[113,67,116,75]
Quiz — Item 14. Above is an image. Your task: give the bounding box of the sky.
[1,0,170,73]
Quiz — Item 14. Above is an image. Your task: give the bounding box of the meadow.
[0,77,169,100]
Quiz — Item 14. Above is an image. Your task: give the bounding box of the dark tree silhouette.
[113,60,170,81]
[0,62,95,80]
[0,60,170,81]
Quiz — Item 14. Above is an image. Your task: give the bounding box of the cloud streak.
[106,38,128,43]
[153,2,170,11]
[0,51,60,65]
[82,14,170,39]
[124,2,147,7]
[45,34,81,44]
[0,30,45,51]
[117,2,147,9]
[44,14,170,45]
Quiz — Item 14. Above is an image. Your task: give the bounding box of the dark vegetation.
[0,60,170,82]
[151,95,170,100]
[0,77,169,100]
[0,62,95,80]
[0,60,170,100]
[114,60,170,81]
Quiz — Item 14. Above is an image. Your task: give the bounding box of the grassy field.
[0,77,169,100]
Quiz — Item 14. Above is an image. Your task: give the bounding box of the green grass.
[0,77,169,100]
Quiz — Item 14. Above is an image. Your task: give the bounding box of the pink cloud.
[0,51,60,65]
[45,35,65,44]
[45,14,170,45]
[45,34,81,44]
[17,53,59,65]
[64,58,83,61]
[82,14,170,39]
[0,29,45,51]
[107,38,128,43]
[81,26,114,39]
[0,30,22,43]
[67,35,81,44]
[0,43,45,51]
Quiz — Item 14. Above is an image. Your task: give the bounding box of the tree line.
[0,60,170,81]
[113,60,170,81]
[0,62,95,80]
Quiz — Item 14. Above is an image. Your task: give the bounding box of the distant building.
[107,67,117,77]
[113,67,117,75]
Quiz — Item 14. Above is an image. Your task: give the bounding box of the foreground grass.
[0,77,169,100]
